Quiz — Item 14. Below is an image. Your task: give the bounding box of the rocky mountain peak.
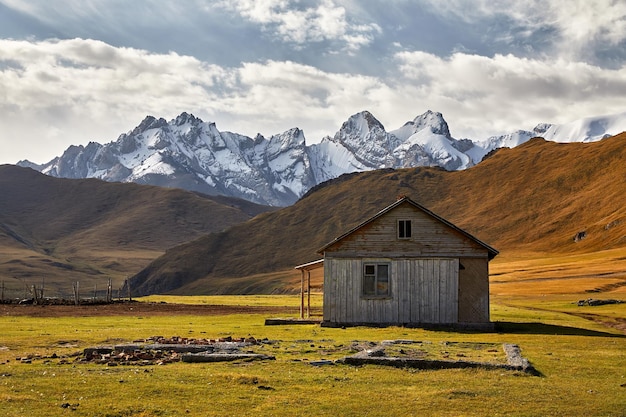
[533,123,553,135]
[401,110,451,138]
[273,127,305,148]
[130,116,168,136]
[340,110,385,134]
[174,112,203,127]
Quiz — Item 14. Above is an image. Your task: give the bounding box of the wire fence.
[0,278,133,305]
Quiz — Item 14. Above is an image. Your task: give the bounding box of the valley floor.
[1,251,625,417]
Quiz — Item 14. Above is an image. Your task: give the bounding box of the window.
[363,263,390,297]
[398,219,412,239]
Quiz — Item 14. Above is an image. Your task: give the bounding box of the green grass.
[1,295,625,416]
[139,294,324,309]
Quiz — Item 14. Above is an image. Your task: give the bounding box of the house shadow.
[493,321,626,338]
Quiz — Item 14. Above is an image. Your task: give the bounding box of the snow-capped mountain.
[466,111,626,164]
[465,124,552,164]
[541,112,626,143]
[19,110,626,206]
[30,112,316,206]
[296,110,474,187]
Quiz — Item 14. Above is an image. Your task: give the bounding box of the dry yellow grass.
[491,248,626,295]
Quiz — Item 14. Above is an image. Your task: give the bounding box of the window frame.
[362,262,391,298]
[398,219,412,239]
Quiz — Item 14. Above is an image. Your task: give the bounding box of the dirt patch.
[0,301,296,318]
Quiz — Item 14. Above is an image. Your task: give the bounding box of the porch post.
[307,270,311,318]
[300,269,305,319]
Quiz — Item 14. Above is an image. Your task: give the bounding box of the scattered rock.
[574,231,587,242]
[365,347,386,357]
[181,353,275,363]
[76,335,272,366]
[309,360,334,366]
[338,342,539,375]
[577,298,624,306]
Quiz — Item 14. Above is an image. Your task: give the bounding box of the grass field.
[1,254,625,417]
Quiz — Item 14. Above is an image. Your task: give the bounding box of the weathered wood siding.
[323,257,459,325]
[458,257,490,323]
[324,204,488,258]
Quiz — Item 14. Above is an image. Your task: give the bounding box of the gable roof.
[317,196,499,260]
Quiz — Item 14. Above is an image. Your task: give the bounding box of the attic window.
[398,220,412,239]
[363,263,390,297]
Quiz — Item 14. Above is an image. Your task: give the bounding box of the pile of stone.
[81,346,181,366]
[577,298,624,306]
[78,335,274,366]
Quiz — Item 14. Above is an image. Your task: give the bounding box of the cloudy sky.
[1,0,625,164]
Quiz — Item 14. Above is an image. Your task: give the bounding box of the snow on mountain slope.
[20,109,626,206]
[541,111,626,143]
[396,128,471,170]
[467,125,550,164]
[467,111,626,164]
[307,139,369,184]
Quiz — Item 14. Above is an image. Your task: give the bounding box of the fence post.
[126,279,132,302]
[106,278,112,303]
[73,281,80,306]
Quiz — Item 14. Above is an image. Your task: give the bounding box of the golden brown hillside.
[0,165,274,297]
[129,133,626,295]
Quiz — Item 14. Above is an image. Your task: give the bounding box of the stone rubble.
[78,335,272,366]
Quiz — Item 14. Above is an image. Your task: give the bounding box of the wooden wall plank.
[326,205,489,258]
[325,256,464,325]
[457,258,489,323]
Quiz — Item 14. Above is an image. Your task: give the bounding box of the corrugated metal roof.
[294,258,324,270]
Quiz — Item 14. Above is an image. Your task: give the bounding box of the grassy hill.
[128,133,626,295]
[0,165,273,297]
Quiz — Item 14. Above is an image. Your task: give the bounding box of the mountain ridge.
[0,164,274,297]
[21,110,626,206]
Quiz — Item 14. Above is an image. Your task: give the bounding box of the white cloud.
[0,38,381,162]
[419,0,626,63]
[392,50,626,137]
[0,38,225,162]
[217,0,381,52]
[0,38,625,164]
[0,38,224,111]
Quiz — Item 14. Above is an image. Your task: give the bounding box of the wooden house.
[316,196,498,329]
